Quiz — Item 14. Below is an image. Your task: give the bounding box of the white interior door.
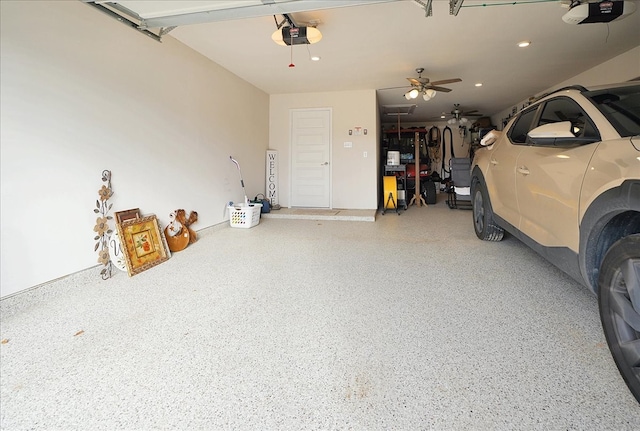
[290,109,331,208]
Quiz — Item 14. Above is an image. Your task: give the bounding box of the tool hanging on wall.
[441,126,454,180]
[428,125,441,147]
[428,126,441,176]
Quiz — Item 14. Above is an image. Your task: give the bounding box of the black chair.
[446,158,472,209]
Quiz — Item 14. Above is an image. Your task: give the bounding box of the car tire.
[471,177,504,241]
[598,233,640,403]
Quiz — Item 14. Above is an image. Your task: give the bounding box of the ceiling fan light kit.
[448,117,469,125]
[423,88,437,101]
[405,88,420,100]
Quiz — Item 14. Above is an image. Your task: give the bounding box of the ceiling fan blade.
[407,77,428,86]
[428,85,453,93]
[466,113,483,117]
[430,78,462,86]
[465,109,479,114]
[378,86,411,91]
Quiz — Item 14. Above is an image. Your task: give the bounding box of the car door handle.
[517,166,530,175]
[490,158,498,165]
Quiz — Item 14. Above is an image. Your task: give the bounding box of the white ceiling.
[95,0,640,123]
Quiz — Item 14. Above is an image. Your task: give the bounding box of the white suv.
[470,82,640,402]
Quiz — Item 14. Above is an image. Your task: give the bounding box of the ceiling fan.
[381,68,462,101]
[434,104,481,123]
[450,104,481,120]
[428,104,482,122]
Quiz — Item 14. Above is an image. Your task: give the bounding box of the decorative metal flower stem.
[94,170,114,280]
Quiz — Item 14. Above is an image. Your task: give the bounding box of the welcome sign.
[266,150,278,206]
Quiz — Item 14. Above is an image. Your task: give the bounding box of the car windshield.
[584,85,640,137]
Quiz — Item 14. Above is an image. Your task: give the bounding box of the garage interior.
[1,0,640,428]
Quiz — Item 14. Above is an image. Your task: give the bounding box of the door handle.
[321,162,329,166]
[517,166,530,175]
[490,158,498,165]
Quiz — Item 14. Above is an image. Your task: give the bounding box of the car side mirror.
[480,129,502,147]
[526,121,599,147]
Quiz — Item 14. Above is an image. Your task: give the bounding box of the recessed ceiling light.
[518,41,531,48]
[475,83,483,87]
[310,56,321,61]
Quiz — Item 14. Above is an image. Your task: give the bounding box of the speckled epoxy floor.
[2,196,639,430]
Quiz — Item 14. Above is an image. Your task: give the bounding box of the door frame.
[289,107,332,208]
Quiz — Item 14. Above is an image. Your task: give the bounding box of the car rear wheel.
[599,234,640,403]
[471,177,504,241]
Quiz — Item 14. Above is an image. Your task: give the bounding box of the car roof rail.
[531,85,589,104]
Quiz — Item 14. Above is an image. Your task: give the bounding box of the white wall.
[491,46,640,128]
[269,90,379,209]
[0,1,269,297]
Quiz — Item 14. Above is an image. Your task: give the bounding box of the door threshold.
[261,208,376,222]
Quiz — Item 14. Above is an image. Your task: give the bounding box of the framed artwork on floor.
[114,208,141,224]
[117,214,170,276]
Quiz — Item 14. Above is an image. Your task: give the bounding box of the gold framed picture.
[115,208,141,224]
[117,214,170,276]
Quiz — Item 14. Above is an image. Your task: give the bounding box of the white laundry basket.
[228,204,262,228]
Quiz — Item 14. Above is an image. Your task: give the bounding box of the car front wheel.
[599,233,640,403]
[471,177,504,241]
